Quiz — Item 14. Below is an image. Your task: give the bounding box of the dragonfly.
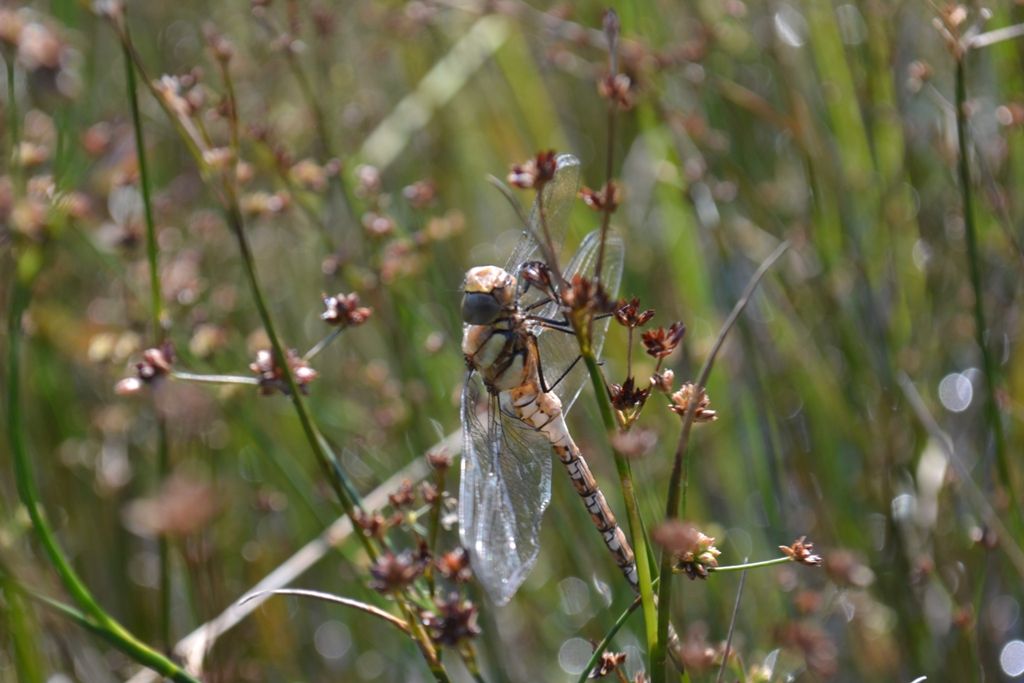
[458,153,634,605]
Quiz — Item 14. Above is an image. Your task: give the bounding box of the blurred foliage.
[2,1,1024,681]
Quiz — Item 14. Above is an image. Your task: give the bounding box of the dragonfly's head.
[462,266,516,325]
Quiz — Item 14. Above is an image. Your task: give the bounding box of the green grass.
[2,2,1023,681]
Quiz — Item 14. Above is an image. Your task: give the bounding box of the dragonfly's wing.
[534,229,625,413]
[459,373,553,605]
[504,154,581,312]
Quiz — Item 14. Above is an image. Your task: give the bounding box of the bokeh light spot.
[1000,639,1024,677]
[938,373,972,412]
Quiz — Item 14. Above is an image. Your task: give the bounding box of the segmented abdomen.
[510,388,639,589]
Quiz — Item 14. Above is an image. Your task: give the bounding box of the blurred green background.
[2,1,1023,681]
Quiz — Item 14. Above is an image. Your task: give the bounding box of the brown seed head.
[598,73,635,110]
[249,348,318,396]
[422,594,481,646]
[369,550,425,594]
[321,292,373,327]
[614,297,654,329]
[652,521,720,580]
[419,481,439,504]
[609,376,651,412]
[562,274,616,318]
[435,547,473,583]
[426,448,452,471]
[641,322,685,358]
[353,509,390,539]
[589,650,626,678]
[388,479,417,509]
[580,181,621,213]
[669,383,718,423]
[780,536,823,567]
[508,150,558,189]
[116,342,175,394]
[651,369,675,393]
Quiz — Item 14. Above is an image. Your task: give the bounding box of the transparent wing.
[534,229,625,413]
[459,373,553,605]
[504,154,581,312]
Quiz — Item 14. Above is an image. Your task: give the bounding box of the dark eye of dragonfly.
[461,291,503,324]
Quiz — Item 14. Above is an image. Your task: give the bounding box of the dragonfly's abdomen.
[511,388,639,589]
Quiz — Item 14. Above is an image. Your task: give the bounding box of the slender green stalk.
[954,55,1016,514]
[581,355,658,652]
[221,189,450,678]
[156,419,171,649]
[711,556,791,573]
[222,192,371,554]
[122,26,173,651]
[304,326,344,361]
[7,278,200,683]
[5,49,24,194]
[1,576,44,683]
[173,370,259,385]
[122,35,162,336]
[652,241,789,682]
[115,21,448,678]
[575,578,659,683]
[715,563,748,683]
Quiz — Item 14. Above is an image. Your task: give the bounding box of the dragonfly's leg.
[522,296,554,313]
[538,353,583,394]
[526,315,575,332]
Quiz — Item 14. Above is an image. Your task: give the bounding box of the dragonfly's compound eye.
[461,291,503,324]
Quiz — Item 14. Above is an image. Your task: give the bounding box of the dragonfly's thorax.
[462,265,541,393]
[462,314,540,394]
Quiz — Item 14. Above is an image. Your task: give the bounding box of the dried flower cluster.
[115,343,175,395]
[614,297,654,328]
[580,181,622,213]
[369,550,427,594]
[598,72,635,110]
[562,274,616,319]
[421,594,480,646]
[589,650,627,678]
[435,547,473,583]
[249,348,318,396]
[641,322,686,358]
[780,536,823,567]
[507,150,558,190]
[652,521,721,580]
[669,382,718,423]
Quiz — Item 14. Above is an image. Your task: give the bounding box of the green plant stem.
[123,36,162,336]
[156,419,171,649]
[5,49,24,194]
[122,28,173,652]
[7,278,200,683]
[652,241,789,683]
[172,371,259,385]
[954,55,1016,513]
[581,354,658,655]
[711,556,792,573]
[221,188,450,678]
[575,577,658,683]
[221,191,370,555]
[1,575,43,683]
